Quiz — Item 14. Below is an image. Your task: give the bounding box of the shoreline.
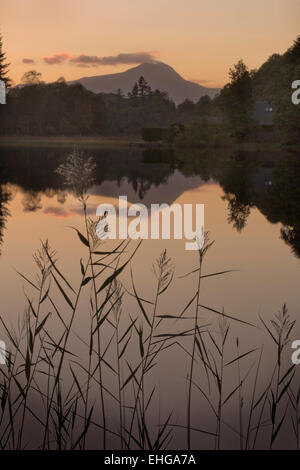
[0,135,150,148]
[0,135,296,153]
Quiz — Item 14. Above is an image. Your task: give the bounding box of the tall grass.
[0,149,298,450]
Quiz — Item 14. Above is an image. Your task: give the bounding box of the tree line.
[176,35,300,146]
[0,70,178,136]
[0,32,300,143]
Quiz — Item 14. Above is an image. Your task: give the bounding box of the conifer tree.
[0,33,11,88]
[290,34,300,59]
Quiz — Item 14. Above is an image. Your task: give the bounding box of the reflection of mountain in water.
[0,146,208,206]
[90,170,207,207]
[0,146,299,258]
[0,146,208,253]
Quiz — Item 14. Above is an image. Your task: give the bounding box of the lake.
[0,145,299,449]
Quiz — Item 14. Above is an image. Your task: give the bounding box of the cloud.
[22,58,35,64]
[43,52,71,65]
[44,51,155,67]
[70,52,155,67]
[189,78,212,85]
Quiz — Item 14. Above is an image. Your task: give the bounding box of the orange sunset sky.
[1,0,299,88]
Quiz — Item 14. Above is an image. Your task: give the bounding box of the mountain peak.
[131,61,183,76]
[71,62,219,104]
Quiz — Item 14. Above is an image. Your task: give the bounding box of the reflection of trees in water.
[220,155,300,258]
[216,157,254,233]
[222,194,251,232]
[130,177,152,200]
[20,188,67,212]
[22,190,42,212]
[56,191,67,204]
[281,226,300,258]
[1,146,174,205]
[259,153,300,258]
[1,145,300,257]
[223,154,300,258]
[0,184,12,254]
[177,148,300,258]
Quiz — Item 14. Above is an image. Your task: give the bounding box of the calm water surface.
[0,145,299,448]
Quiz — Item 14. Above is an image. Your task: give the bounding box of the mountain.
[70,62,220,104]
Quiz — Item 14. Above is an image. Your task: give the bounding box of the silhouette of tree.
[0,32,11,87]
[218,59,253,141]
[288,34,300,60]
[21,70,43,85]
[128,82,139,101]
[138,76,151,97]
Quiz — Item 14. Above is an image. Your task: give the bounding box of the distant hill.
[69,62,220,104]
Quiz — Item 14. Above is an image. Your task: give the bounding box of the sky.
[1,0,299,88]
